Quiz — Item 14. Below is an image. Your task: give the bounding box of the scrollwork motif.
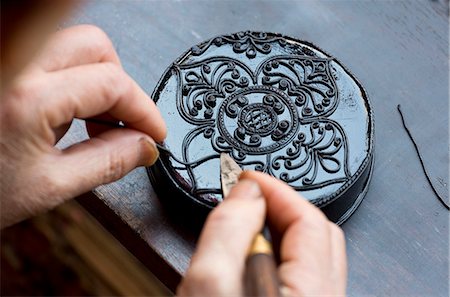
[257,56,338,118]
[161,32,350,197]
[270,120,350,189]
[191,31,287,58]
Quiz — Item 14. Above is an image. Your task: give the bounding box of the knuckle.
[74,25,117,63]
[78,24,114,51]
[103,150,126,183]
[80,24,107,38]
[101,61,122,78]
[102,63,133,98]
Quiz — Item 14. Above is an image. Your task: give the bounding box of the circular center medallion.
[240,103,277,135]
[217,86,299,154]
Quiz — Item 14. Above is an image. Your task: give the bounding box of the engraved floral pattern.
[162,32,350,195]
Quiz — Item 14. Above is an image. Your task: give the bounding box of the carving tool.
[82,118,171,154]
[220,153,281,297]
[82,118,218,165]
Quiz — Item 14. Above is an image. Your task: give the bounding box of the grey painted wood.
[58,0,449,295]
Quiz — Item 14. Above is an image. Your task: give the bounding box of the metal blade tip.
[220,153,242,198]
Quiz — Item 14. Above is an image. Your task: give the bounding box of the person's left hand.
[0,25,166,228]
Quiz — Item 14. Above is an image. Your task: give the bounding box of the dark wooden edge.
[76,192,180,293]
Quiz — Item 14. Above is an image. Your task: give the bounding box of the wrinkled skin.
[0,25,166,228]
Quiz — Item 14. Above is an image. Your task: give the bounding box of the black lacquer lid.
[148,31,374,225]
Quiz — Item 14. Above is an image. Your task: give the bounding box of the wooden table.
[60,1,449,295]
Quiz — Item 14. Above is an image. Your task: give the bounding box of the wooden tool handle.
[244,234,281,297]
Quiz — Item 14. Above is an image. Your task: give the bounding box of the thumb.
[178,179,266,297]
[51,128,158,199]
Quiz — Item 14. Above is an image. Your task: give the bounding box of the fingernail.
[233,179,262,200]
[139,137,159,166]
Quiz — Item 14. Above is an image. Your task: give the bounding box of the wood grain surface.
[57,1,449,295]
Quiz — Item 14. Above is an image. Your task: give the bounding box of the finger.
[178,180,266,296]
[41,62,166,141]
[33,24,121,72]
[276,218,331,287]
[49,128,159,201]
[240,171,333,295]
[329,223,347,294]
[240,171,328,234]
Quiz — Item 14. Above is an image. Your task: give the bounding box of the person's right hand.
[178,171,347,296]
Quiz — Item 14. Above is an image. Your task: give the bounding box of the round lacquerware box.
[148,31,374,225]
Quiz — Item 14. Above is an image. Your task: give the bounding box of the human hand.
[178,171,347,296]
[0,25,166,228]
